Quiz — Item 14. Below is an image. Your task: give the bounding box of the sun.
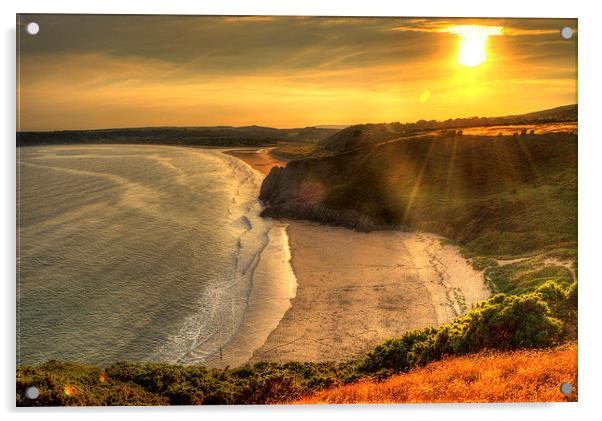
[445,25,503,67]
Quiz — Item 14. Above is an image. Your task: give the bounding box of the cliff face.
[259,161,382,231]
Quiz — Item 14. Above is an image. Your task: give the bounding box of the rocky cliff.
[259,160,386,231]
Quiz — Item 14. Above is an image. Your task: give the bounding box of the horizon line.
[17,103,576,133]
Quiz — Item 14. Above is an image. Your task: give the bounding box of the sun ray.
[517,136,542,179]
[403,139,436,224]
[445,134,459,199]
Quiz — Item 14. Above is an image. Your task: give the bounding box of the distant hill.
[319,122,405,152]
[260,131,577,256]
[512,104,577,121]
[314,124,350,130]
[320,104,577,153]
[16,125,340,147]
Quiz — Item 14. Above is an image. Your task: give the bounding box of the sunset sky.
[17,15,577,131]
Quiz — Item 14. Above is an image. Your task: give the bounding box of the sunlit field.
[433,122,578,136]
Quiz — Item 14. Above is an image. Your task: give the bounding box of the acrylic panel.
[16,14,577,406]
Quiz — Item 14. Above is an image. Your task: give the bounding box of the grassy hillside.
[17,281,576,406]
[320,122,406,152]
[261,132,576,259]
[294,343,577,403]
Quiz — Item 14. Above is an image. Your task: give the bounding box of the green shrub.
[16,361,167,406]
[360,282,575,373]
[566,282,578,309]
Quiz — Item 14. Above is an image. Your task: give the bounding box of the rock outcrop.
[259,161,382,231]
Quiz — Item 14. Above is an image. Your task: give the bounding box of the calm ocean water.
[17,145,294,366]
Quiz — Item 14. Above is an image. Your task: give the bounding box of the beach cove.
[16,144,490,367]
[226,148,490,364]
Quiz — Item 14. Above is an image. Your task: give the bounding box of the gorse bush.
[103,360,362,405]
[17,281,577,405]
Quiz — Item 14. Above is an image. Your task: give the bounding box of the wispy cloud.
[391,18,574,36]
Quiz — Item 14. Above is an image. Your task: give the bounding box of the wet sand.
[203,222,297,368]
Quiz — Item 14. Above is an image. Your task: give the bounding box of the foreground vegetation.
[295,343,577,403]
[17,281,577,406]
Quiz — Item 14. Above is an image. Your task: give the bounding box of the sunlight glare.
[445,25,503,67]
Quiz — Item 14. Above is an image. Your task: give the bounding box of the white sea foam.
[149,150,295,366]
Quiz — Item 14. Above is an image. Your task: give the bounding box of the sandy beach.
[227,148,490,364]
[249,222,490,363]
[224,148,286,175]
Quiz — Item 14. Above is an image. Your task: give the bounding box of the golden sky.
[17,15,577,131]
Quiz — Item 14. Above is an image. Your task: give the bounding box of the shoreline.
[203,221,296,368]
[226,148,490,364]
[198,150,295,368]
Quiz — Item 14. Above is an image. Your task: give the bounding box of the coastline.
[203,221,297,368]
[192,150,296,368]
[226,148,490,364]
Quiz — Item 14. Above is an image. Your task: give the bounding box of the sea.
[17,144,296,367]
